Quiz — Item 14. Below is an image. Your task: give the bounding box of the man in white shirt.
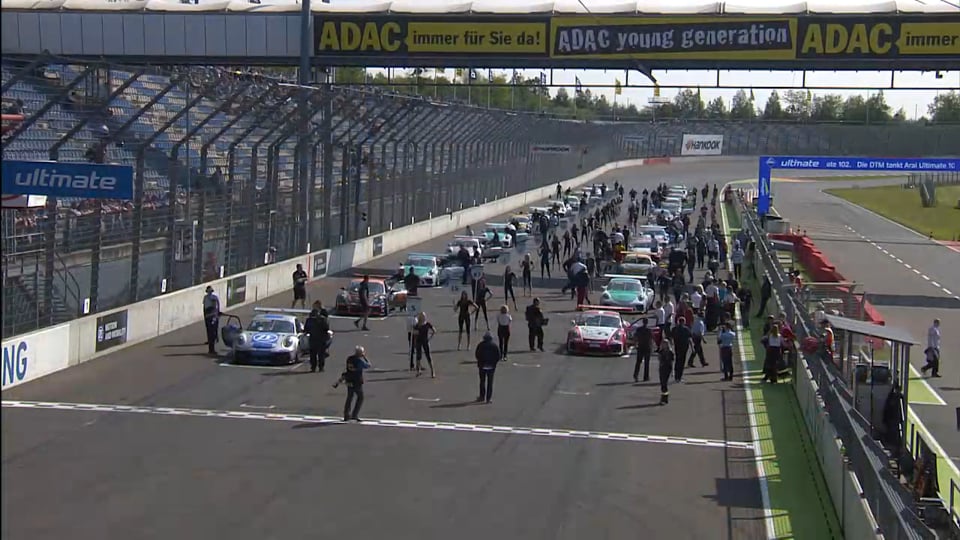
[663,299,676,333]
[922,319,942,377]
[690,287,704,311]
[654,301,667,334]
[687,312,708,368]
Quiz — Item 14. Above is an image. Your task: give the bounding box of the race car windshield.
[579,315,622,328]
[248,319,296,333]
[609,281,642,292]
[408,258,434,268]
[349,282,386,295]
[624,256,650,265]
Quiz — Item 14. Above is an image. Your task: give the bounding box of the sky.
[369,68,960,119]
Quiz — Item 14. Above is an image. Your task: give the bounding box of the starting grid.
[0,400,756,451]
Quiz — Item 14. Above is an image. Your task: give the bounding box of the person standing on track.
[474,277,493,330]
[354,274,371,331]
[922,318,942,377]
[406,310,418,371]
[717,322,737,381]
[305,304,331,372]
[291,264,308,309]
[520,253,534,296]
[503,265,518,310]
[658,338,675,405]
[551,235,562,266]
[414,312,436,378]
[539,242,552,279]
[475,332,501,404]
[672,317,693,383]
[202,285,221,355]
[455,291,479,351]
[339,345,371,422]
[633,317,653,382]
[496,305,513,360]
[525,297,546,352]
[687,311,708,368]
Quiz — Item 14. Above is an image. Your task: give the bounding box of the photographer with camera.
[335,346,372,422]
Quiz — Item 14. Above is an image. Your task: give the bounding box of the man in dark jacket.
[757,275,773,318]
[525,298,546,352]
[339,346,371,422]
[672,317,693,382]
[475,332,501,403]
[403,267,420,296]
[633,317,654,382]
[305,305,331,372]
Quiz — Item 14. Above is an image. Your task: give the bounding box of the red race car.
[334,276,407,317]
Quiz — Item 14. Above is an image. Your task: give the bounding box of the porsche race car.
[334,277,407,317]
[403,253,442,287]
[223,308,331,365]
[566,307,631,356]
[599,276,656,313]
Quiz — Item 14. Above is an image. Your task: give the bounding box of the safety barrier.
[769,232,886,326]
[1,157,651,390]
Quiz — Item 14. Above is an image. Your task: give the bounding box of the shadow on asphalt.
[616,402,663,410]
[291,421,344,430]
[158,343,208,348]
[430,401,482,409]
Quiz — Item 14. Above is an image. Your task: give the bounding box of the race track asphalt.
[2,160,770,540]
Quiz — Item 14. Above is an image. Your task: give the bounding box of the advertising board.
[226,275,247,307]
[312,250,329,279]
[95,310,128,352]
[1,324,71,390]
[1,160,134,200]
[531,145,573,155]
[310,14,958,69]
[681,135,724,156]
[373,235,384,257]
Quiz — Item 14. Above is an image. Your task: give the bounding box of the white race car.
[224,308,324,365]
[566,307,631,356]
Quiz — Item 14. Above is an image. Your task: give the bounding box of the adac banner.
[2,160,134,200]
[681,134,723,157]
[311,14,958,67]
[314,16,549,57]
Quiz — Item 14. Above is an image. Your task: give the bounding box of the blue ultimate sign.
[757,156,959,216]
[2,160,134,200]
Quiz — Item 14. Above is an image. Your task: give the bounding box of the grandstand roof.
[1,0,955,14]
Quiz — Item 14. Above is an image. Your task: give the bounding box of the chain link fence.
[2,60,628,336]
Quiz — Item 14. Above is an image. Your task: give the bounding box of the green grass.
[826,185,960,241]
[723,202,843,540]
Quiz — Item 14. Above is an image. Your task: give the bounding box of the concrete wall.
[1,157,649,390]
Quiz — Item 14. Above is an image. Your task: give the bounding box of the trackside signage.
[1,160,134,200]
[531,145,573,155]
[1,324,71,390]
[681,134,723,156]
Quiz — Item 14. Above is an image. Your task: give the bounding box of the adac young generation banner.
[313,14,959,65]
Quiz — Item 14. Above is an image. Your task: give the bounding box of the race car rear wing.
[575,304,636,312]
[406,252,441,259]
[602,274,650,281]
[254,307,312,315]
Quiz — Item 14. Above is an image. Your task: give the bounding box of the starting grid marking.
[846,226,958,300]
[1,400,754,452]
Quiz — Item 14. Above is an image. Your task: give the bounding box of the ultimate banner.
[313,15,959,69]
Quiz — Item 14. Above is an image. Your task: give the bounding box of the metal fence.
[1,60,631,336]
[733,193,934,539]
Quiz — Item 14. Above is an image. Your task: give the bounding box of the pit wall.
[768,233,886,326]
[3,156,680,390]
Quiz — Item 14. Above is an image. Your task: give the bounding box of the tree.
[928,91,960,122]
[841,95,867,123]
[782,90,812,120]
[674,88,705,118]
[334,67,367,84]
[705,96,728,119]
[729,89,757,120]
[865,91,892,123]
[552,87,571,107]
[811,94,844,121]
[763,91,785,120]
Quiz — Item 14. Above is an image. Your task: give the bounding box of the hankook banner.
[681,134,724,156]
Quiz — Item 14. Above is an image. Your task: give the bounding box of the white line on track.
[555,390,591,396]
[0,400,754,451]
[407,397,441,402]
[921,274,930,281]
[240,403,275,410]
[511,362,541,368]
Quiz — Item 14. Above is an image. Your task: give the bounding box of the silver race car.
[223,308,331,365]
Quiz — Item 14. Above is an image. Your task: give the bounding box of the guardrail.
[0,156,650,390]
[732,193,933,539]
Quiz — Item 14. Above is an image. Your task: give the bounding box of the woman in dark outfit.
[520,253,533,296]
[414,312,437,378]
[455,291,478,350]
[503,265,518,310]
[474,277,493,330]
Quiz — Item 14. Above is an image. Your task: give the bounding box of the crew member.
[633,317,653,383]
[504,265,518,310]
[717,323,737,381]
[525,297,546,352]
[476,332,501,404]
[658,338,675,405]
[403,267,420,297]
[414,312,436,378]
[354,274,371,331]
[305,304,331,372]
[202,286,220,355]
[291,263,308,309]
[687,311,708,368]
[672,317,693,383]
